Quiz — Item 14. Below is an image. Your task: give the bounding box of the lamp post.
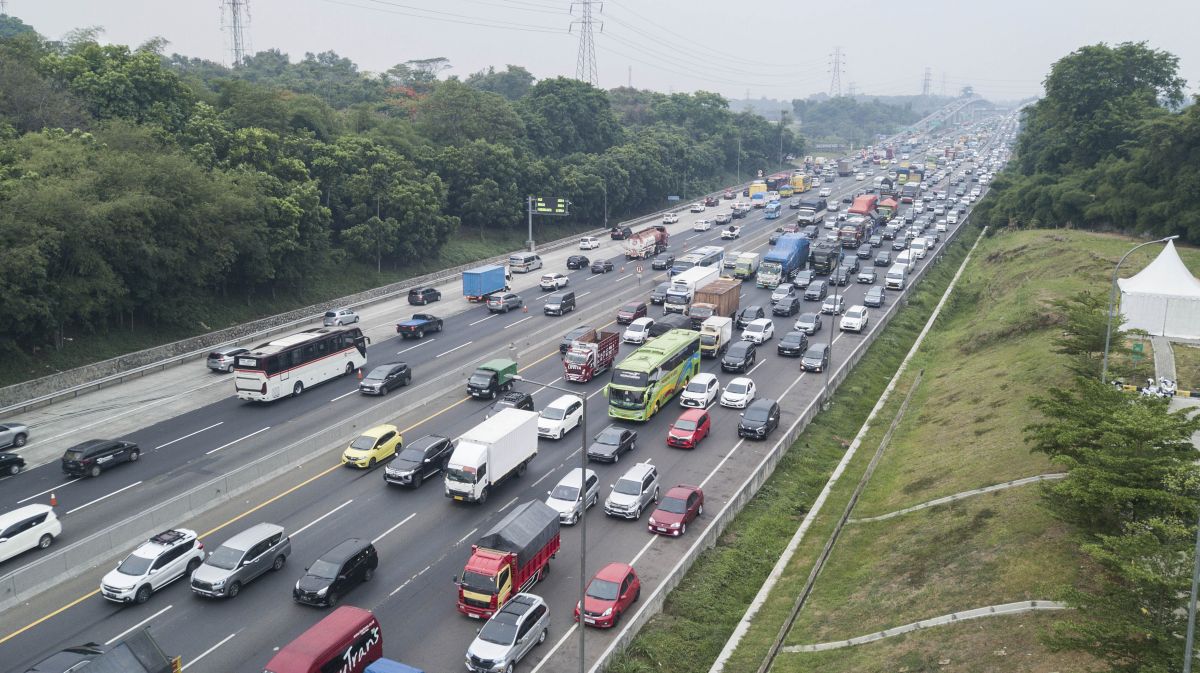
[513,374,588,673]
[1100,235,1178,384]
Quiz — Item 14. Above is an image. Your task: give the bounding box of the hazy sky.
[10,0,1200,103]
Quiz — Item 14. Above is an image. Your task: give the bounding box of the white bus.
[670,245,725,275]
[234,327,369,401]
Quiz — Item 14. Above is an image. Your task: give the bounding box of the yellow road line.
[0,589,97,645]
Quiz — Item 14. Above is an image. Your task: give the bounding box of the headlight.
[669,522,681,529]
[317,587,328,596]
[602,607,613,617]
[211,579,225,589]
[648,517,657,525]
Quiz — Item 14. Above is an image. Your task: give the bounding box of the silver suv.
[604,462,660,520]
[190,523,291,599]
[323,308,359,326]
[487,292,524,313]
[466,593,549,673]
[545,468,599,525]
[206,346,248,373]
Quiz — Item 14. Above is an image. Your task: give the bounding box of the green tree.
[519,77,623,156]
[414,80,524,147]
[465,65,534,101]
[1049,290,1128,377]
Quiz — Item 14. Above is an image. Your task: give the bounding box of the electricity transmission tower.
[0,1,8,14]
[221,0,252,67]
[922,67,932,96]
[828,47,844,97]
[570,1,602,86]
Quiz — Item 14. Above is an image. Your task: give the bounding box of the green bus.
[607,330,701,421]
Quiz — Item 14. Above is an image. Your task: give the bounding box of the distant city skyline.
[9,0,1200,103]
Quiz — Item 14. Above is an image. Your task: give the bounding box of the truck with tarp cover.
[455,500,561,619]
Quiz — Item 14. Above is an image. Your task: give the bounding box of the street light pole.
[513,375,588,673]
[1100,235,1178,384]
[602,181,608,230]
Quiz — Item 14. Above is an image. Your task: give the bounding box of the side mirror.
[547,490,553,496]
[149,568,159,575]
[337,575,347,582]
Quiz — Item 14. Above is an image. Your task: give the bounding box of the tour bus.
[670,246,725,275]
[607,329,702,421]
[234,326,368,401]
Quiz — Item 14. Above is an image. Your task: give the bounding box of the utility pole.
[922,67,932,96]
[570,1,602,86]
[828,47,844,97]
[0,0,8,14]
[736,135,742,184]
[220,0,252,66]
[779,110,787,167]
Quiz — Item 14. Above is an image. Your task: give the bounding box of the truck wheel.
[517,461,527,477]
[478,488,489,504]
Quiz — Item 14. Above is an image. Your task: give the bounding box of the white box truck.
[445,408,539,504]
[664,266,720,314]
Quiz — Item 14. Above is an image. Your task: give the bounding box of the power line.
[317,0,567,34]
[828,46,843,97]
[570,0,601,86]
[221,0,252,66]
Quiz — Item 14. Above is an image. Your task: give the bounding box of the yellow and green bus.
[607,330,701,421]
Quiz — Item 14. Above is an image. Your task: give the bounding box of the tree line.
[975,41,1200,242]
[0,14,801,357]
[791,96,923,147]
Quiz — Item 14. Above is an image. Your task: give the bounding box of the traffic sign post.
[527,195,570,251]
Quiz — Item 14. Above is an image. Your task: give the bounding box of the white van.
[909,238,928,260]
[885,263,908,290]
[896,249,914,267]
[0,504,61,563]
[507,252,543,273]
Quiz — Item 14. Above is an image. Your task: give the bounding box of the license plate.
[454,496,464,501]
[584,618,596,624]
[655,527,669,533]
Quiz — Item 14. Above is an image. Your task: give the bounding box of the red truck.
[455,500,560,619]
[622,225,669,259]
[563,330,619,383]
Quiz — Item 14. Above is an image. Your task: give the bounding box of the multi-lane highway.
[0,114,1013,673]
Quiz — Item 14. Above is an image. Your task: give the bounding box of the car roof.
[727,340,753,352]
[558,467,596,483]
[547,394,582,409]
[595,562,634,582]
[748,318,772,326]
[0,503,55,527]
[630,317,654,326]
[319,538,371,564]
[692,372,717,383]
[677,408,707,422]
[664,485,700,500]
[360,424,398,438]
[407,434,448,450]
[619,462,656,481]
[221,523,285,551]
[133,529,197,557]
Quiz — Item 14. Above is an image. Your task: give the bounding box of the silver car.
[604,462,660,520]
[205,346,248,373]
[0,422,29,449]
[190,523,290,599]
[323,308,359,326]
[545,468,599,525]
[466,593,549,673]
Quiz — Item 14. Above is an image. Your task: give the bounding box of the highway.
[0,115,1010,673]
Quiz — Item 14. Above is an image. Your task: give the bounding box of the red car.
[648,485,704,537]
[616,301,648,325]
[666,409,710,449]
[575,562,640,628]
[704,196,720,207]
[723,189,735,200]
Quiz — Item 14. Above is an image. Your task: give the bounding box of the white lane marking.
[615,274,633,282]
[105,604,173,644]
[205,426,271,455]
[629,526,659,567]
[531,469,556,488]
[740,292,747,298]
[498,496,519,513]
[435,341,473,358]
[398,338,437,354]
[586,388,606,401]
[389,578,412,596]
[292,499,354,538]
[155,422,224,450]
[329,389,359,402]
[531,625,580,673]
[372,513,416,544]
[469,314,497,326]
[575,291,592,299]
[748,358,767,374]
[504,316,535,330]
[17,479,81,505]
[182,632,237,671]
[456,527,479,546]
[66,481,143,515]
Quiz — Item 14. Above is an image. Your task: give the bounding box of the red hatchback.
[667,408,710,449]
[648,485,704,537]
[616,301,648,325]
[575,562,640,628]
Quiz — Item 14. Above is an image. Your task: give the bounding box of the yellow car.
[342,424,401,468]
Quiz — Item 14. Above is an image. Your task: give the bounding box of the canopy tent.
[1117,240,1200,339]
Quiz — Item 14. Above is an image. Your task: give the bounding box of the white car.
[720,226,742,240]
[720,377,756,409]
[828,202,840,212]
[936,220,948,232]
[662,213,679,224]
[693,219,713,232]
[855,173,866,181]
[545,468,599,525]
[822,295,846,315]
[539,273,569,291]
[538,394,584,439]
[947,213,959,225]
[680,373,720,408]
[818,187,832,197]
[0,504,60,563]
[690,203,706,213]
[623,317,655,344]
[741,318,774,344]
[101,529,206,604]
[839,305,869,332]
[579,236,600,250]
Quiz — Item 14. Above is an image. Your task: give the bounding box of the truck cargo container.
[757,234,810,289]
[810,240,844,275]
[687,278,741,329]
[564,331,620,382]
[699,316,734,358]
[455,501,560,619]
[445,409,539,504]
[837,158,852,176]
[622,225,669,259]
[664,266,720,314]
[467,359,517,399]
[462,265,509,302]
[733,252,761,279]
[849,195,879,218]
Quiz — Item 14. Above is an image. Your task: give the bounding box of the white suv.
[839,305,869,333]
[102,529,206,604]
[538,394,584,439]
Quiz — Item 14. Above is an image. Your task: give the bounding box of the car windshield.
[611,369,648,388]
[614,478,642,496]
[727,382,748,394]
[478,619,518,646]
[627,322,646,333]
[674,418,698,431]
[350,436,376,451]
[745,406,771,421]
[445,466,478,484]
[564,351,589,365]
[469,374,493,387]
[747,323,764,333]
[117,554,154,576]
[551,484,579,501]
[308,559,341,580]
[206,545,244,570]
[460,570,495,593]
[397,448,426,462]
[685,380,709,393]
[364,368,389,381]
[658,496,687,514]
[728,343,750,356]
[542,407,566,421]
[596,429,623,445]
[848,309,865,319]
[586,578,620,601]
[700,334,716,346]
[783,334,803,344]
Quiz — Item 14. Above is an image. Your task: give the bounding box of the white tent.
[1117,240,1200,339]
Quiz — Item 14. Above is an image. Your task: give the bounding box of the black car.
[864,286,886,308]
[0,451,25,476]
[592,260,615,274]
[651,254,675,271]
[23,643,109,672]
[742,187,751,197]
[610,226,632,240]
[856,244,873,260]
[793,268,815,288]
[560,325,594,354]
[801,343,830,372]
[383,434,453,488]
[731,207,748,219]
[830,268,850,286]
[61,439,139,478]
[891,238,908,251]
[839,257,860,274]
[841,196,853,204]
[795,312,822,335]
[777,331,809,357]
[586,425,637,463]
[868,234,883,248]
[567,255,590,270]
[773,296,801,317]
[874,251,892,267]
[736,305,765,329]
[768,231,782,245]
[293,539,378,607]
[804,281,828,301]
[407,287,441,305]
[801,225,819,239]
[738,398,781,439]
[649,282,669,305]
[359,362,411,396]
[488,390,535,417]
[715,212,732,225]
[721,340,757,373]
